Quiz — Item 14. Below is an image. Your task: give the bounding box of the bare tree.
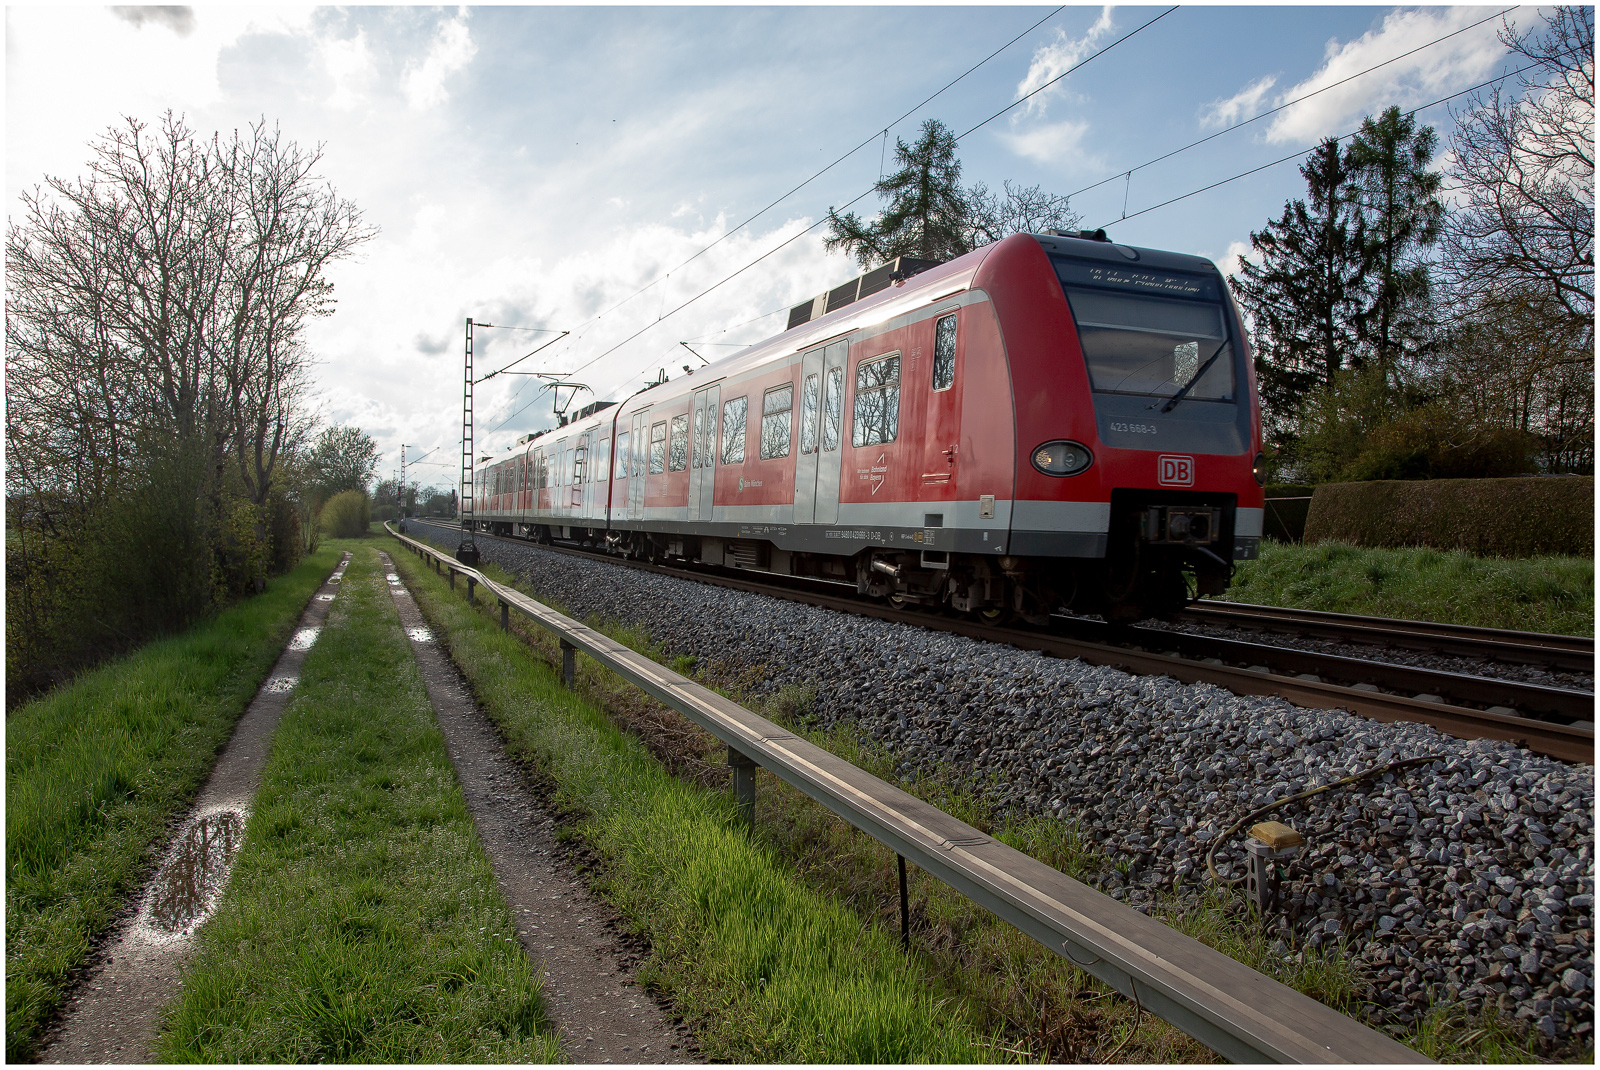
[968,180,1081,246]
[1444,6,1594,343]
[5,111,374,689]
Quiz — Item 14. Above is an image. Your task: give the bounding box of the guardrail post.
[449,567,456,590]
[500,600,509,631]
[898,855,910,949]
[560,639,576,689]
[466,577,476,603]
[727,746,757,824]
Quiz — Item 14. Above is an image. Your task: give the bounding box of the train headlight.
[1252,452,1268,486]
[1031,440,1092,476]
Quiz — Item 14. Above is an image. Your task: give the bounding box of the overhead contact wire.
[1105,61,1548,227]
[583,7,1179,390]
[1067,5,1518,201]
[558,7,1069,342]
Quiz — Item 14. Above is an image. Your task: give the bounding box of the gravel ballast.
[410,523,1595,1047]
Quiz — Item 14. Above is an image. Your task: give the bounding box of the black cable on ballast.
[1067,6,1518,202]
[1204,753,1447,886]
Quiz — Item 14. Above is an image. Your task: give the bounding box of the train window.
[649,421,667,474]
[852,353,901,447]
[1064,288,1235,402]
[822,366,843,451]
[614,432,629,478]
[760,383,793,459]
[538,451,548,489]
[799,373,821,454]
[698,405,716,468]
[669,414,689,471]
[720,396,747,464]
[691,407,704,469]
[573,446,585,485]
[933,314,956,391]
[597,436,610,482]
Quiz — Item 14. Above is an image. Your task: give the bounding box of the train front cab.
[978,233,1266,622]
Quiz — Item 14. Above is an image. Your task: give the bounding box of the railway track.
[412,522,1594,764]
[1181,600,1594,673]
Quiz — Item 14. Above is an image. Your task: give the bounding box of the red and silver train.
[467,231,1265,622]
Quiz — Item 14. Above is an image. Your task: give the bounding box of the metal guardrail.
[386,524,1427,1064]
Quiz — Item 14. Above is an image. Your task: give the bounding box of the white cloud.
[6,6,317,201]
[403,9,476,111]
[1217,239,1256,280]
[319,28,375,111]
[1266,7,1507,144]
[1201,74,1278,130]
[1014,7,1115,118]
[995,119,1095,170]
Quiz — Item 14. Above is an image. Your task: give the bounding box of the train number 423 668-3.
[1109,421,1158,434]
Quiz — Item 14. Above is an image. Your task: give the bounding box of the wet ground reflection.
[143,810,246,937]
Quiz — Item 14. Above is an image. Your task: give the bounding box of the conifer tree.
[1345,106,1445,375]
[825,120,973,267]
[1230,138,1369,441]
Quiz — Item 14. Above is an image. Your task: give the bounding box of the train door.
[627,412,646,520]
[921,310,963,489]
[793,348,824,524]
[569,441,582,518]
[812,340,848,525]
[688,386,720,522]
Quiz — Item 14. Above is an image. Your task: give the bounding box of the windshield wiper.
[1157,338,1230,413]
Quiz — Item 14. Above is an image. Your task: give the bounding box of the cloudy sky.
[7,4,1535,489]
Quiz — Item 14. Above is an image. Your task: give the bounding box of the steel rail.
[1182,601,1595,673]
[1062,619,1595,724]
[387,523,1426,1064]
[403,521,1594,764]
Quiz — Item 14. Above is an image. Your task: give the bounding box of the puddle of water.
[138,809,247,939]
[406,627,434,643]
[263,676,298,693]
[317,593,336,601]
[288,627,321,651]
[386,573,401,583]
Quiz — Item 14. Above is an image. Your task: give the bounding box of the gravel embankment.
[410,522,1595,1047]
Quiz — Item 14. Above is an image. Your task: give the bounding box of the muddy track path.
[40,553,354,1063]
[377,550,693,1063]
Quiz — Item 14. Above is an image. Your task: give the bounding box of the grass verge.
[1221,541,1593,636]
[398,532,1557,1063]
[388,542,998,1062]
[155,547,560,1062]
[4,544,342,1061]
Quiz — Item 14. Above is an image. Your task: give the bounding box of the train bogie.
[468,232,1264,622]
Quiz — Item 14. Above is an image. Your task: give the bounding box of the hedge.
[1303,476,1594,558]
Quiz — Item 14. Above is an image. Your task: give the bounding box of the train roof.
[474,232,1223,469]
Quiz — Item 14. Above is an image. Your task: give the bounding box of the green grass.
[1222,541,1593,636]
[388,543,997,1063]
[156,548,560,1063]
[4,544,343,1062]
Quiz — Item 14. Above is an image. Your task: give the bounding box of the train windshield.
[1052,257,1235,405]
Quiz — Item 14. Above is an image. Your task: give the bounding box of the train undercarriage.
[471,493,1235,624]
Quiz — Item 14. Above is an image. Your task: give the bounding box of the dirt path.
[39,553,353,1064]
[378,551,694,1064]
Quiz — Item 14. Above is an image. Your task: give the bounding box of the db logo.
[1158,454,1194,487]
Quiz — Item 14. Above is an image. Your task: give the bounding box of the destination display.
[1052,256,1220,302]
